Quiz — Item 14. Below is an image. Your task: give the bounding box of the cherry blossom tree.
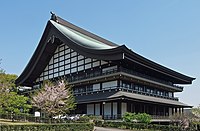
[31,79,76,117]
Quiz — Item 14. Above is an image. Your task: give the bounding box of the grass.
[0,119,42,125]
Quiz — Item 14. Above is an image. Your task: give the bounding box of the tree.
[31,79,76,117]
[0,72,32,114]
[2,92,31,114]
[192,105,200,118]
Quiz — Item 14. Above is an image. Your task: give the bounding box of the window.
[59,51,64,56]
[54,58,58,63]
[60,46,65,51]
[78,55,84,60]
[59,56,64,61]
[71,52,77,57]
[71,68,77,73]
[93,61,100,67]
[65,64,70,69]
[71,57,77,62]
[65,54,70,59]
[85,58,91,63]
[71,62,77,68]
[78,60,84,65]
[78,66,84,71]
[85,63,91,69]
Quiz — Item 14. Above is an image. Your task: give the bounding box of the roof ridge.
[50,13,119,47]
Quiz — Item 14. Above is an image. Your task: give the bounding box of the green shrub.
[122,112,152,124]
[94,121,182,131]
[123,112,137,122]
[136,113,151,124]
[0,123,94,131]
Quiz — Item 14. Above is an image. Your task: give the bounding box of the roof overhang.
[76,91,192,108]
[15,14,195,86]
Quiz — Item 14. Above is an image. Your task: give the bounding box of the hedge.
[95,121,181,131]
[0,123,94,131]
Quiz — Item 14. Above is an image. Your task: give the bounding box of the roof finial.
[50,11,57,22]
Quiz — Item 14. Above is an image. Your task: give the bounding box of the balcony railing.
[74,86,179,101]
[119,67,183,90]
[68,67,183,90]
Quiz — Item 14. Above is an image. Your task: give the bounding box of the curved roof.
[15,14,195,86]
[50,20,117,49]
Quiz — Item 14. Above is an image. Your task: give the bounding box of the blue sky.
[0,1,199,107]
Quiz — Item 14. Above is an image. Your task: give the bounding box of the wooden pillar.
[100,103,102,115]
[117,101,121,118]
[153,106,156,115]
[163,107,166,116]
[111,102,113,119]
[94,103,96,115]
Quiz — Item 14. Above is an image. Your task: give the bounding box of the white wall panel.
[113,102,117,115]
[104,103,111,116]
[87,104,94,115]
[121,102,127,116]
[95,104,100,115]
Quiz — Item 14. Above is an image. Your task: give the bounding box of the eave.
[15,14,195,86]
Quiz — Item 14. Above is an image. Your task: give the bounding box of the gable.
[36,44,108,83]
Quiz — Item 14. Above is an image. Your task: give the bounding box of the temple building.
[16,14,195,119]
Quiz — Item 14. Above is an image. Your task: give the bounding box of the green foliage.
[123,112,152,124]
[136,113,152,124]
[95,121,181,131]
[0,123,94,131]
[0,72,31,115]
[2,92,32,114]
[0,72,17,91]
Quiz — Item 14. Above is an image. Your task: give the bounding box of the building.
[16,13,195,119]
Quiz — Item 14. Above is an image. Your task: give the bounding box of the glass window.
[59,56,64,61]
[54,63,58,68]
[44,76,48,80]
[49,74,53,79]
[59,71,64,76]
[78,55,84,60]
[65,64,70,69]
[93,61,100,67]
[60,61,64,66]
[54,68,58,72]
[85,63,91,69]
[65,54,70,59]
[65,69,70,74]
[49,65,53,69]
[54,53,58,58]
[78,60,84,65]
[85,58,91,63]
[71,68,77,73]
[65,59,70,64]
[71,62,77,68]
[71,52,77,57]
[54,73,58,77]
[54,58,58,63]
[60,46,65,51]
[59,51,64,56]
[66,49,70,54]
[78,66,84,71]
[71,57,77,62]
[44,71,48,76]
[59,66,64,71]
